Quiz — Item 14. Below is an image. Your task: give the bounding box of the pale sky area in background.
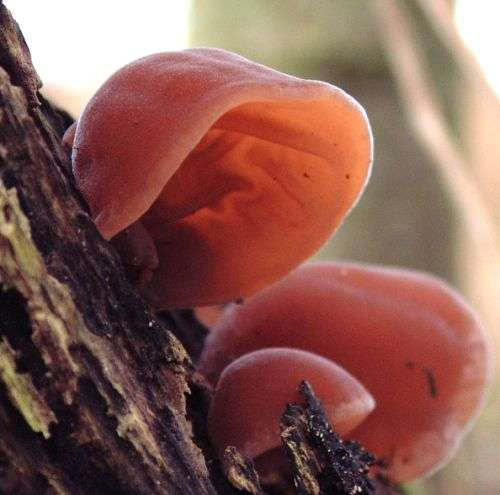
[455,0,500,98]
[6,0,191,115]
[4,1,499,114]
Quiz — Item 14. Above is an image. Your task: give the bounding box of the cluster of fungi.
[65,48,493,493]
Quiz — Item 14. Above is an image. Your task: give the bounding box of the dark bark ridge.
[281,382,377,495]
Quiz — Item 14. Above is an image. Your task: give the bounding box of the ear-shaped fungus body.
[208,348,375,461]
[199,262,493,482]
[70,48,372,308]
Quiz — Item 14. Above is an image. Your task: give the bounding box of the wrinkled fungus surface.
[69,48,372,308]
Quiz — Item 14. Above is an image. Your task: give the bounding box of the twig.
[372,0,499,260]
[414,0,499,104]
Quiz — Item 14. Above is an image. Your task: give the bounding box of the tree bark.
[0,3,217,493]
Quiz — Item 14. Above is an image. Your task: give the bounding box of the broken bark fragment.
[281,382,377,495]
[222,446,263,495]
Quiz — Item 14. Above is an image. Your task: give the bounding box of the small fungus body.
[208,348,375,462]
[199,262,493,482]
[67,48,372,309]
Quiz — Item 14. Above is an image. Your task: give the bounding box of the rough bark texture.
[0,3,216,494]
[0,4,395,494]
[281,382,376,495]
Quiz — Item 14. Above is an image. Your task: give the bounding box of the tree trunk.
[0,3,217,493]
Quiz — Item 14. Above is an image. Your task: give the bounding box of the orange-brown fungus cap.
[71,48,372,308]
[199,262,493,482]
[208,348,375,460]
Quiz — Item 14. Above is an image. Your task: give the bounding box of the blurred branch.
[414,0,499,104]
[372,0,499,258]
